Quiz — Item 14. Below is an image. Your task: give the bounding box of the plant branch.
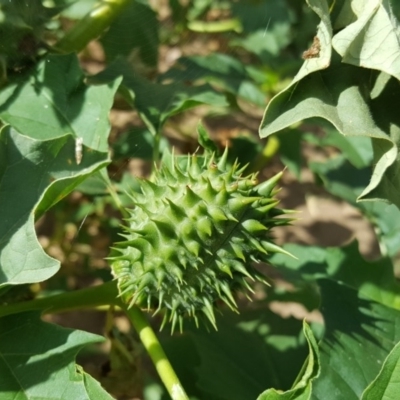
[0,280,120,318]
[124,305,189,400]
[56,0,132,54]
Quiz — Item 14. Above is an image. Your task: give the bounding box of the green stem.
[187,18,243,33]
[152,131,161,167]
[99,168,130,219]
[0,280,120,318]
[124,305,189,400]
[108,183,130,219]
[56,0,132,53]
[138,112,160,171]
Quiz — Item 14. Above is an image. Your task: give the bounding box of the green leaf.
[269,242,400,310]
[311,280,400,400]
[101,0,159,66]
[160,53,266,106]
[361,340,400,399]
[309,154,400,257]
[89,59,228,134]
[0,53,121,152]
[332,0,400,80]
[259,0,400,207]
[304,126,373,169]
[112,126,156,160]
[266,283,320,313]
[230,0,291,34]
[0,126,109,287]
[259,60,394,201]
[75,171,110,196]
[162,308,310,400]
[257,321,320,400]
[361,73,400,207]
[229,0,292,64]
[0,0,66,67]
[197,122,219,154]
[270,246,400,399]
[0,311,113,400]
[228,134,263,170]
[231,27,291,63]
[309,155,370,203]
[83,373,116,399]
[277,128,303,179]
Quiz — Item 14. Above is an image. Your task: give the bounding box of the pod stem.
[0,280,120,318]
[124,305,189,400]
[56,0,132,53]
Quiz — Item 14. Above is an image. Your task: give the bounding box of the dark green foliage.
[0,0,66,74]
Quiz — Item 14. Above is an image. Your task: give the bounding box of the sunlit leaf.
[257,322,320,400]
[260,0,400,207]
[0,311,113,400]
[312,280,400,399]
[0,126,109,287]
[162,308,310,400]
[0,53,120,152]
[361,340,400,399]
[270,241,400,310]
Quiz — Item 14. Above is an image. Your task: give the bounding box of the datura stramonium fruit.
[110,149,293,332]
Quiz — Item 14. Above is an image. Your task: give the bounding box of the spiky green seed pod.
[110,149,293,332]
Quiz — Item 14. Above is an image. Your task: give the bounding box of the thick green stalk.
[56,0,132,53]
[124,305,189,400]
[0,280,119,318]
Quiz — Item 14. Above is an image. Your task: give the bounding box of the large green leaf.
[270,241,400,310]
[269,243,400,397]
[89,59,228,134]
[332,0,400,79]
[0,311,113,400]
[0,52,118,288]
[0,126,109,287]
[0,53,120,152]
[259,0,400,207]
[162,308,310,400]
[312,280,400,399]
[257,322,320,400]
[361,340,400,399]
[304,126,373,169]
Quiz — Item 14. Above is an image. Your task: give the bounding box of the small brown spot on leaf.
[302,36,321,59]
